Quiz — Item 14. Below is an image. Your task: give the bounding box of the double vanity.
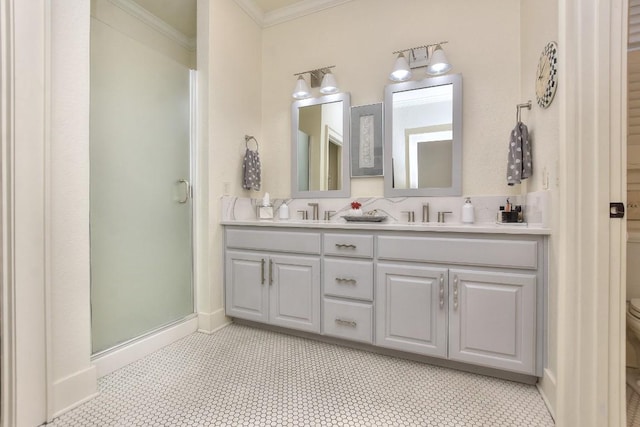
[223,71,549,382]
[223,219,548,382]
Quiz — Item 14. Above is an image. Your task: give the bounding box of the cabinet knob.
[269,259,273,286]
[335,318,357,327]
[453,275,459,310]
[335,243,357,249]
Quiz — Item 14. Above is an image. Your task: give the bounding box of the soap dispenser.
[279,201,289,220]
[462,197,474,224]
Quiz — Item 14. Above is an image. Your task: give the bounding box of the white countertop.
[220,219,551,235]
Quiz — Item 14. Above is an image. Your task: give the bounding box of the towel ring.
[245,135,259,151]
[516,101,532,122]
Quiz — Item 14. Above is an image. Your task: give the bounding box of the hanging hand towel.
[507,122,532,186]
[242,148,261,191]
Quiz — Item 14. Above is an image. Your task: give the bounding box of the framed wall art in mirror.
[291,92,351,198]
[350,103,383,177]
[384,74,462,197]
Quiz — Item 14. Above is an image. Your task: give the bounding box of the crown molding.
[109,0,196,51]
[234,0,353,28]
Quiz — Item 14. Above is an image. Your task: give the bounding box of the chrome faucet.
[323,210,335,221]
[308,203,319,220]
[422,204,430,222]
[402,211,415,223]
[437,211,452,223]
[297,210,309,220]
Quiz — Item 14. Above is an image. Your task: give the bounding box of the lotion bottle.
[279,202,289,220]
[462,197,475,224]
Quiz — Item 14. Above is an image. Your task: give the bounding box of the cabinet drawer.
[324,233,374,258]
[323,298,373,344]
[226,229,321,254]
[323,259,373,301]
[378,236,538,269]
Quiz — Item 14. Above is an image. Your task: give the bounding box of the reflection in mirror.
[384,74,462,197]
[292,93,351,198]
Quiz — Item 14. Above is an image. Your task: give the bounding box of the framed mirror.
[384,74,462,197]
[291,93,351,198]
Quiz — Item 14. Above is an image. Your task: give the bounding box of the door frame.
[555,0,627,424]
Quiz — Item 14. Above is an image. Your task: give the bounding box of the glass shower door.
[90,19,194,354]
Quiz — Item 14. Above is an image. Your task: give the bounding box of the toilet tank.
[628,230,640,299]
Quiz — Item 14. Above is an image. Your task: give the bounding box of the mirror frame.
[291,92,351,198]
[383,74,463,197]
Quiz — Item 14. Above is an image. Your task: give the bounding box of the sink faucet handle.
[297,210,309,220]
[402,211,415,223]
[422,204,430,222]
[437,211,453,223]
[324,210,335,221]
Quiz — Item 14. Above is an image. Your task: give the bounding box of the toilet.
[627,299,640,392]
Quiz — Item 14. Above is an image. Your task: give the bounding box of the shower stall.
[89,9,196,355]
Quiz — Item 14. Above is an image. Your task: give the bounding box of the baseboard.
[536,368,556,421]
[51,365,98,419]
[197,308,230,333]
[92,317,198,378]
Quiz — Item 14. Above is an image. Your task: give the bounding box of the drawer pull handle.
[335,243,357,249]
[261,259,265,285]
[335,277,357,284]
[453,275,459,310]
[269,259,273,286]
[335,318,357,327]
[439,274,445,308]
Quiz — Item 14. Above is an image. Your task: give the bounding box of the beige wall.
[202,0,262,328]
[260,0,522,199]
[520,0,559,415]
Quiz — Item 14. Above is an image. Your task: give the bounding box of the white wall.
[199,0,262,331]
[49,0,97,418]
[260,0,522,199]
[520,0,559,416]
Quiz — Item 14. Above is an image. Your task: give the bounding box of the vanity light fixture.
[319,71,338,94]
[426,44,452,75]
[389,41,452,81]
[389,52,412,82]
[292,65,338,99]
[292,75,311,100]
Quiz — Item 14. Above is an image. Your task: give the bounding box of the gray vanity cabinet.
[225,229,322,334]
[448,269,536,374]
[376,264,448,357]
[225,250,269,323]
[224,225,547,379]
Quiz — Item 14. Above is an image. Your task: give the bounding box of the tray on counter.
[342,215,388,222]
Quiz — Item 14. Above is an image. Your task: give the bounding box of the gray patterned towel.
[242,148,261,191]
[507,122,532,186]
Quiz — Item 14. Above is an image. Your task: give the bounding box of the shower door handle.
[178,179,190,203]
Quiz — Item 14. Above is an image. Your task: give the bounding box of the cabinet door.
[225,251,269,323]
[269,255,320,333]
[448,269,536,374]
[376,264,448,357]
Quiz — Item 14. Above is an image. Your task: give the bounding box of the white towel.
[242,148,261,191]
[507,122,532,186]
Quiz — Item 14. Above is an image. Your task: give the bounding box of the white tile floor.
[46,324,555,426]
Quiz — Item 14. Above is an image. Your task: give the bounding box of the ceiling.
[129,0,344,35]
[131,0,197,38]
[253,0,305,13]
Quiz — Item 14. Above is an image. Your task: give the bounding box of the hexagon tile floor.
[45,324,555,426]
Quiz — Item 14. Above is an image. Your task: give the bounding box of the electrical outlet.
[542,166,549,190]
[223,182,230,195]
